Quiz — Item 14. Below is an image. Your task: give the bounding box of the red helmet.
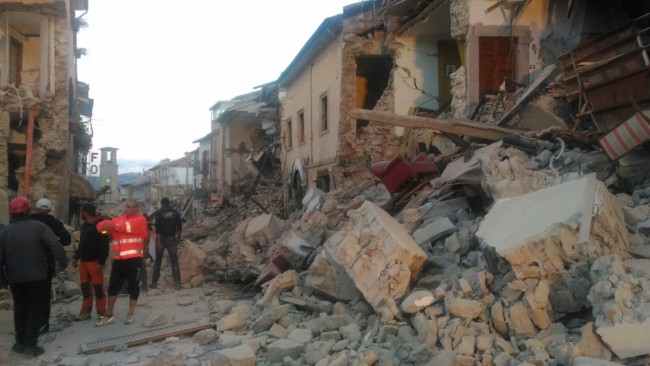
[9,197,30,214]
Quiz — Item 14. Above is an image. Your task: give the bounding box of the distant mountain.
[85,172,144,189]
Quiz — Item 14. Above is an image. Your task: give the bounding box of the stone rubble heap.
[31,139,650,366]
[144,139,650,366]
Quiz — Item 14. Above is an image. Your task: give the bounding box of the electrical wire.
[549,137,565,173]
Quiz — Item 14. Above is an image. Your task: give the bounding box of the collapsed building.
[23,0,650,364]
[157,0,650,365]
[0,0,94,225]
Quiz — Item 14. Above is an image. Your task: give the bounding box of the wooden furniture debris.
[559,12,650,133]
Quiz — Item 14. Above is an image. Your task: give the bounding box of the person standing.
[95,199,148,326]
[0,197,68,356]
[31,197,72,333]
[71,203,110,321]
[150,197,183,290]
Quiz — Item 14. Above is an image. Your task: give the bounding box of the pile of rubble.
[157,136,650,365]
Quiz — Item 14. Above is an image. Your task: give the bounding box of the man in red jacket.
[95,200,148,326]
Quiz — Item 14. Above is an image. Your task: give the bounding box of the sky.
[77,0,358,174]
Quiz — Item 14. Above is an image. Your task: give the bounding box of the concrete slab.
[476,174,628,279]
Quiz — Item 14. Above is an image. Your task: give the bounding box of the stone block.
[251,304,292,334]
[304,246,360,302]
[420,197,469,221]
[245,214,284,243]
[288,328,313,344]
[305,340,335,365]
[400,290,435,314]
[413,217,456,246]
[211,344,255,366]
[446,297,484,320]
[217,312,245,332]
[192,328,217,345]
[508,302,536,337]
[143,311,167,328]
[219,334,252,348]
[179,241,206,283]
[266,339,305,362]
[269,323,288,339]
[319,201,427,321]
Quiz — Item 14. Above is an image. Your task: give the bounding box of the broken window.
[315,170,331,192]
[355,55,393,129]
[320,94,328,132]
[298,110,305,144]
[0,13,43,91]
[285,118,293,148]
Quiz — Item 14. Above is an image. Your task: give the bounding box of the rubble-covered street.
[3,135,650,365]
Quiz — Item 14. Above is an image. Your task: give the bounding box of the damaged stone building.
[0,0,94,224]
[278,0,650,210]
[192,84,280,218]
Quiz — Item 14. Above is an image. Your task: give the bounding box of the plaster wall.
[393,36,440,115]
[281,36,342,182]
[223,121,255,190]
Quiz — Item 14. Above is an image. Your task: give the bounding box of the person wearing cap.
[31,197,72,334]
[0,197,68,356]
[95,199,148,326]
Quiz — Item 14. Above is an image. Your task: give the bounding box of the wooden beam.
[349,108,526,141]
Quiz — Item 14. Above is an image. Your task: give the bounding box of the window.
[202,150,209,173]
[298,110,305,144]
[285,118,293,148]
[320,94,328,132]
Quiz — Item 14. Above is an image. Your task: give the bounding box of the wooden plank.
[81,321,213,354]
[349,108,528,142]
[495,64,558,126]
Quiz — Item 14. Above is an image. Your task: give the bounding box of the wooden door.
[479,37,517,97]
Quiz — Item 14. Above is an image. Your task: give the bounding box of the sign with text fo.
[87,151,100,176]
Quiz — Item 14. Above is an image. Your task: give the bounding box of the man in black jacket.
[31,197,72,333]
[71,203,110,321]
[150,197,183,290]
[0,197,68,356]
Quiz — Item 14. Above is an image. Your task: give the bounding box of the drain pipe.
[23,109,39,197]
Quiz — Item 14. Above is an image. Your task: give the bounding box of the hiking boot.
[76,312,91,321]
[124,314,135,324]
[11,343,24,354]
[23,346,44,356]
[149,283,157,289]
[174,283,182,290]
[95,315,114,327]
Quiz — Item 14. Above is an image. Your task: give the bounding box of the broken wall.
[336,13,401,191]
[0,2,73,219]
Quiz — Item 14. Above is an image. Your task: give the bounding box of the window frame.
[320,93,328,133]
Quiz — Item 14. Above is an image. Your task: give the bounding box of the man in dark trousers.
[0,197,68,356]
[71,203,110,321]
[31,197,72,333]
[150,197,183,290]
